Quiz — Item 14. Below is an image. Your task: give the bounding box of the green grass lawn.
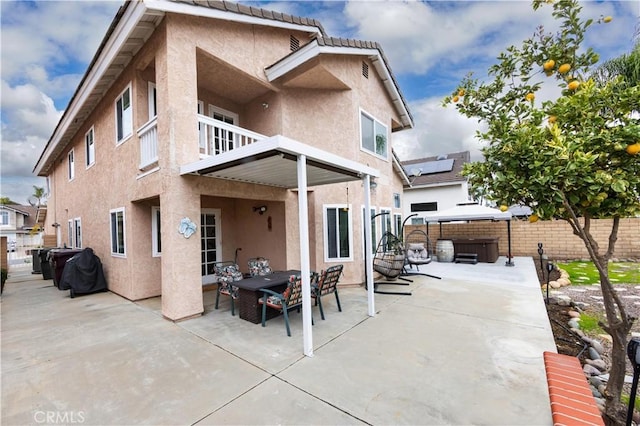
[557,261,640,285]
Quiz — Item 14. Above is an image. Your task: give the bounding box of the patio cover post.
[363,174,375,317]
[297,154,313,357]
[506,219,515,267]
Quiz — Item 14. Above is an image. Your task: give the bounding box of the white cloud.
[394,97,486,162]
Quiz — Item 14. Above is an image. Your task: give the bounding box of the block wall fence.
[405,217,640,261]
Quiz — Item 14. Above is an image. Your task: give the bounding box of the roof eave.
[265,40,413,130]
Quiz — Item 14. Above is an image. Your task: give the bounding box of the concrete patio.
[1,257,556,425]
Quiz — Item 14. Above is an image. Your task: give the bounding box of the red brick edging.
[543,351,605,425]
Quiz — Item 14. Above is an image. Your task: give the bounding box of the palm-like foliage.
[592,42,640,88]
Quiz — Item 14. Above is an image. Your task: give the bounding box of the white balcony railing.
[137,115,266,170]
[137,117,158,170]
[197,114,266,157]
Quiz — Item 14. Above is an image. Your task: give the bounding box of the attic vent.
[362,62,369,78]
[290,35,300,51]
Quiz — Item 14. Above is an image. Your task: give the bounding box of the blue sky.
[1,0,638,204]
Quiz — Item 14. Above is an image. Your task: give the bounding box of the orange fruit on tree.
[525,92,535,102]
[458,89,465,97]
[529,214,539,223]
[558,63,571,74]
[548,115,557,124]
[567,80,580,91]
[499,205,509,212]
[603,16,612,23]
[543,59,555,71]
[626,143,640,156]
[452,95,459,103]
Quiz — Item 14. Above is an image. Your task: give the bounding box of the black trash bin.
[48,248,83,289]
[39,248,54,280]
[31,249,43,274]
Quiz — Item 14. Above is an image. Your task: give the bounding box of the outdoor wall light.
[254,205,267,215]
[52,222,60,228]
[262,102,269,109]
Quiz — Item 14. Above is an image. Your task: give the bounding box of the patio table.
[234,270,301,324]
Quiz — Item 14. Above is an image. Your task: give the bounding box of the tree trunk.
[563,209,632,423]
[598,258,633,424]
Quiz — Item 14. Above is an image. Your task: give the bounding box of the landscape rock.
[590,340,605,355]
[568,310,581,318]
[585,358,607,371]
[588,347,602,360]
[584,364,602,376]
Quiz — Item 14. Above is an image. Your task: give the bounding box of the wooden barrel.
[436,239,454,262]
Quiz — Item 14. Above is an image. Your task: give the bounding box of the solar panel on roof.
[407,159,454,176]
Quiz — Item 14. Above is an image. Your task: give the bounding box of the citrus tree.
[444,0,640,421]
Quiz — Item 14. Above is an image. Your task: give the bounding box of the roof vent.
[290,35,300,51]
[436,154,448,160]
[362,62,369,79]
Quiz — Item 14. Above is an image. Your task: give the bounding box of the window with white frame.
[362,207,378,253]
[74,218,82,248]
[110,208,126,256]
[394,213,402,236]
[360,109,388,159]
[115,85,132,144]
[0,211,9,225]
[393,193,401,209]
[148,82,157,120]
[68,220,73,247]
[85,127,95,168]
[380,208,392,237]
[68,149,75,180]
[324,205,352,261]
[151,206,161,257]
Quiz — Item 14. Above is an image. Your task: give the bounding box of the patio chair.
[403,229,440,280]
[248,257,273,277]
[259,274,306,336]
[372,232,412,296]
[311,264,343,320]
[214,262,243,316]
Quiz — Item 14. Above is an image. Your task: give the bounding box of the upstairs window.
[393,193,401,209]
[68,149,75,180]
[360,109,388,159]
[148,82,157,120]
[85,127,95,168]
[115,85,132,144]
[0,211,9,225]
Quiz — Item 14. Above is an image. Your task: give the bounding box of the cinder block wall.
[405,217,639,260]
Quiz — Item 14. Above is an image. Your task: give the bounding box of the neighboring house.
[0,204,43,249]
[33,0,414,321]
[401,151,471,224]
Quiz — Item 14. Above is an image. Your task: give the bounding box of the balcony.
[138,117,158,170]
[137,115,266,171]
[197,114,266,158]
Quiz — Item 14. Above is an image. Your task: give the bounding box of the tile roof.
[402,151,470,187]
[174,0,327,36]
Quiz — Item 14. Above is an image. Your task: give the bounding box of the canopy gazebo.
[422,203,514,266]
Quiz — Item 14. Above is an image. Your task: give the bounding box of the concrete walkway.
[1,257,556,425]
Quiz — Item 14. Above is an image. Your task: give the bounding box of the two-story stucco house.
[34,0,414,327]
